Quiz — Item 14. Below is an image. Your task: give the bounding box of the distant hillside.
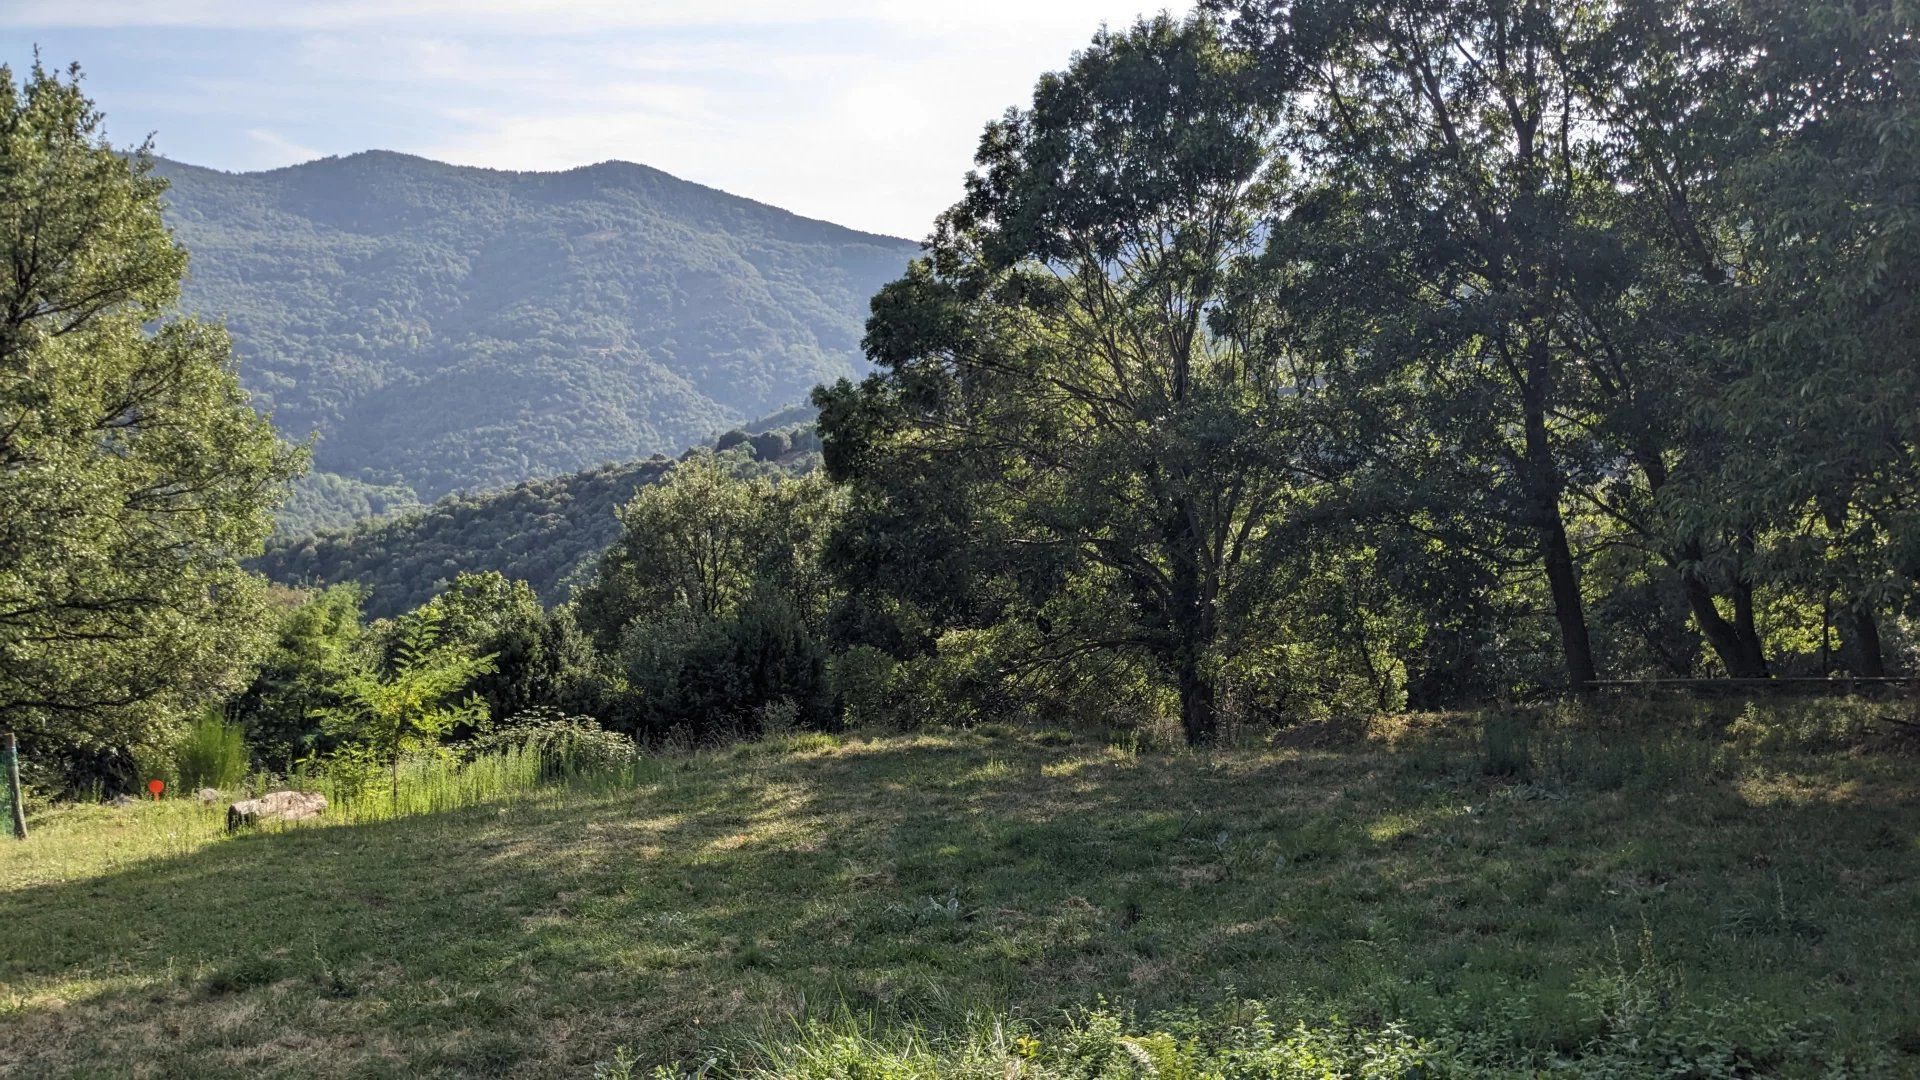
[255,459,667,619]
[156,151,914,530]
[254,423,823,620]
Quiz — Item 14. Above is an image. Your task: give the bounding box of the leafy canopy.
[0,61,303,752]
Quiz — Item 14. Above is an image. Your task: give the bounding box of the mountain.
[155,151,915,529]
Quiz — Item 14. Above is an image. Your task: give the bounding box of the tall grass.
[287,745,671,826]
[175,709,251,791]
[614,991,1870,1079]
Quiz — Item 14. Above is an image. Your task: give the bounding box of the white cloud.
[6,1,1182,35]
[11,1,1196,235]
[243,127,321,167]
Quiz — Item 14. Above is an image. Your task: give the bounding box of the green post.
[5,733,25,841]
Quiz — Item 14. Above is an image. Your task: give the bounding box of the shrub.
[619,594,832,740]
[749,430,789,461]
[468,707,639,775]
[174,709,251,791]
[829,645,898,728]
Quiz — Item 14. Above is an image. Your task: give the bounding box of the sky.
[2,1,1191,239]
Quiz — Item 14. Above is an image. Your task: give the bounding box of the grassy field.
[2,704,1917,1077]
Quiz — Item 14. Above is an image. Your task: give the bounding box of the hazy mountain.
[156,151,914,530]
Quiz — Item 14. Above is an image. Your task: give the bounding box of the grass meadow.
[1,702,1916,1077]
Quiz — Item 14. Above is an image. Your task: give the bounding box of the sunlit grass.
[1,709,1916,1078]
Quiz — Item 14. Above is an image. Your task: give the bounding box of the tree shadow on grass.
[2,730,1916,1077]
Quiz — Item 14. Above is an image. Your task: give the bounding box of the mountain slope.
[254,457,669,619]
[157,152,914,524]
[253,415,823,619]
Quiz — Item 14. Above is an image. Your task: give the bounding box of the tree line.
[4,0,1917,795]
[815,0,1919,742]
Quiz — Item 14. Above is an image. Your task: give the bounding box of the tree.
[575,454,766,646]
[1222,0,1672,691]
[0,62,304,753]
[231,585,369,767]
[1709,0,1920,676]
[574,453,842,647]
[410,572,549,722]
[324,608,495,804]
[839,15,1305,743]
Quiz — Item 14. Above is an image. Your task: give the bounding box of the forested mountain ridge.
[253,419,822,620]
[253,457,669,620]
[155,152,915,529]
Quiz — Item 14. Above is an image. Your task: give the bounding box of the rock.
[226,790,327,832]
[197,788,222,806]
[110,794,134,808]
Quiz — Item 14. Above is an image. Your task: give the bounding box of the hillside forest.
[156,151,915,535]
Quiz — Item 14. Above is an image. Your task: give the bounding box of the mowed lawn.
[2,712,1917,1077]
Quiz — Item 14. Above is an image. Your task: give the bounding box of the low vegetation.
[3,704,1916,1077]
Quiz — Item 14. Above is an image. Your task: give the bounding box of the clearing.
[2,709,1917,1077]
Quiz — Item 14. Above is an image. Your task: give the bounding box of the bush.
[174,709,251,791]
[749,430,789,461]
[829,645,898,728]
[617,594,832,740]
[467,707,639,775]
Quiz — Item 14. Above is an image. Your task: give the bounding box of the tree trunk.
[1524,396,1597,693]
[1633,453,1766,680]
[6,733,26,841]
[1848,606,1887,677]
[1541,514,1599,693]
[1163,489,1220,746]
[1679,574,1769,678]
[1176,654,1218,746]
[1726,577,1771,678]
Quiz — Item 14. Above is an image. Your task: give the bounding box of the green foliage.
[254,422,826,621]
[570,453,843,738]
[399,571,605,725]
[828,645,899,729]
[465,707,639,775]
[818,0,1919,740]
[578,454,781,639]
[617,593,833,739]
[323,608,497,801]
[256,458,672,619]
[155,150,913,525]
[274,472,422,537]
[0,62,304,758]
[172,710,250,792]
[231,585,369,766]
[834,15,1311,745]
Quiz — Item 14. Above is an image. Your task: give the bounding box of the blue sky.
[3,1,1188,238]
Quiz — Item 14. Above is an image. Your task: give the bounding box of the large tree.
[832,15,1307,744]
[1711,0,1920,675]
[0,63,303,752]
